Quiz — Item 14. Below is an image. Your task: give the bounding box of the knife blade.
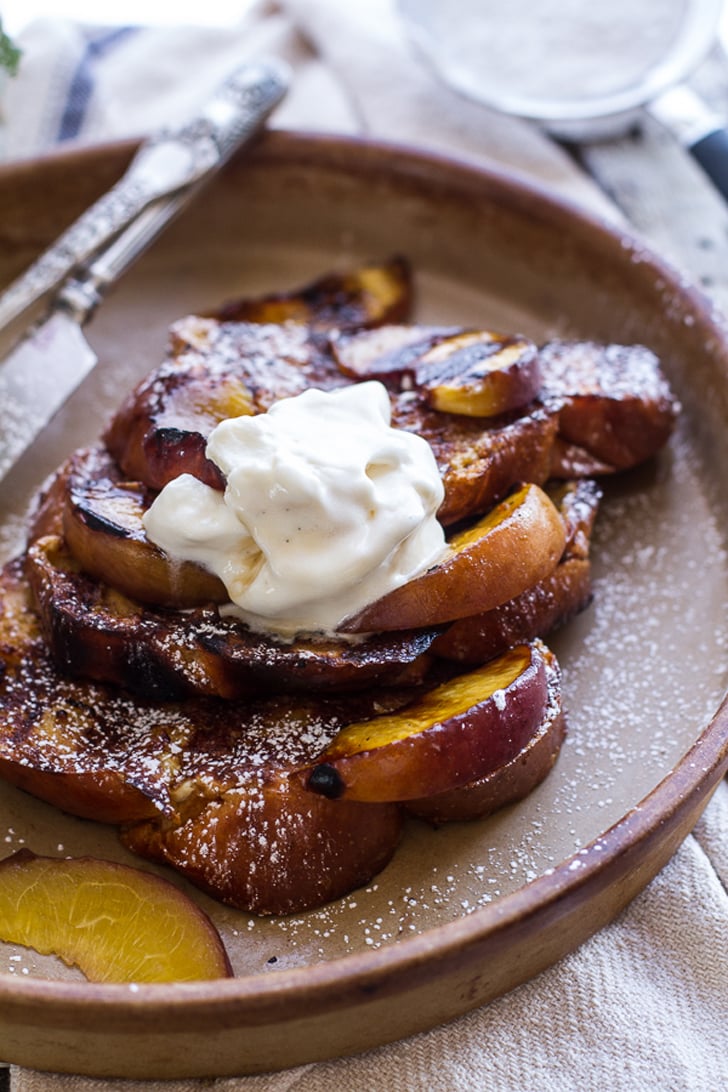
[0,58,289,481]
[0,310,97,480]
[0,197,165,481]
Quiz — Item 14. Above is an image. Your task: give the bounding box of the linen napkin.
[2,2,727,1090]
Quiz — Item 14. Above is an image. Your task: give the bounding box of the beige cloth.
[2,2,727,1089]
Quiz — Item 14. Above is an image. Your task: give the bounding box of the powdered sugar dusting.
[1,234,727,978]
[1,410,726,978]
[222,424,725,967]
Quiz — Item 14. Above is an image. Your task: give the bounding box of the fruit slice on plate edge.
[0,850,231,983]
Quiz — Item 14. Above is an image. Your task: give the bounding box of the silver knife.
[0,58,289,480]
[0,58,289,340]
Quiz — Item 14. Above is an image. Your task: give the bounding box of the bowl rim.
[0,128,727,1028]
[1,696,725,1024]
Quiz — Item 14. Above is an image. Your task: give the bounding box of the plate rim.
[0,129,726,1041]
[1,696,726,1025]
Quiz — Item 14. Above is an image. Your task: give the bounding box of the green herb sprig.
[0,17,21,76]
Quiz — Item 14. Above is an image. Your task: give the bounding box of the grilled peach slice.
[340,483,566,633]
[0,849,231,982]
[407,643,564,822]
[418,331,541,417]
[332,324,460,385]
[433,479,601,663]
[61,446,226,608]
[305,640,552,802]
[211,255,413,330]
[335,326,540,417]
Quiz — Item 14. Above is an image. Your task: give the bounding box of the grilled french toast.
[0,257,680,915]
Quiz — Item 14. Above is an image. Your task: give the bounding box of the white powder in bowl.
[400,0,705,107]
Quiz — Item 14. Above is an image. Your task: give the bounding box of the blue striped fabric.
[56,25,139,142]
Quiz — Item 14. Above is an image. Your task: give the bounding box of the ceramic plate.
[0,132,726,1079]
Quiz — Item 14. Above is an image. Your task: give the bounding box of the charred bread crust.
[0,556,406,912]
[26,536,439,702]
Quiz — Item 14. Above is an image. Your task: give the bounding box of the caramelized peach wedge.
[211,255,413,329]
[0,850,231,982]
[432,478,602,664]
[407,643,564,823]
[340,483,566,633]
[333,326,541,418]
[420,331,541,417]
[305,640,551,803]
[61,446,227,608]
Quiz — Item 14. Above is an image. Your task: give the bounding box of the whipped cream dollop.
[142,382,446,636]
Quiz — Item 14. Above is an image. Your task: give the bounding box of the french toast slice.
[120,641,563,909]
[105,318,345,492]
[0,557,564,915]
[104,315,677,532]
[0,557,407,914]
[104,317,559,525]
[52,432,566,616]
[394,396,558,526]
[26,535,439,701]
[105,255,412,494]
[538,339,680,473]
[331,324,679,474]
[30,471,596,699]
[28,452,582,701]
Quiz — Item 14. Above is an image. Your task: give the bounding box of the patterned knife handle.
[0,58,289,334]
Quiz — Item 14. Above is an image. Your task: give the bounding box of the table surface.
[0,9,727,1090]
[575,45,728,318]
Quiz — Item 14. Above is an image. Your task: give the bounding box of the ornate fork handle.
[0,59,289,334]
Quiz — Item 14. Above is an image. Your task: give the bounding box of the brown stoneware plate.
[0,132,727,1079]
